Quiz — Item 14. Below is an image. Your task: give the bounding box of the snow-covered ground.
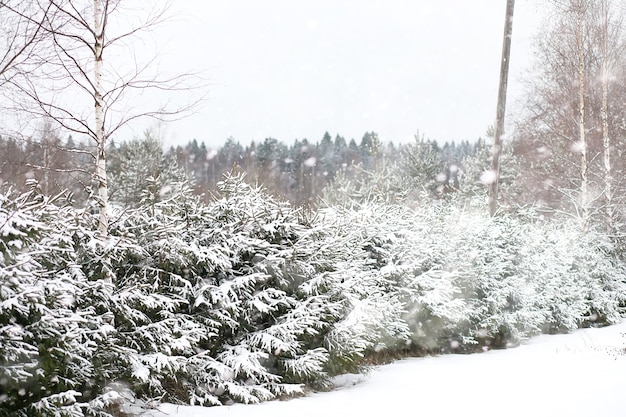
[145,322,626,417]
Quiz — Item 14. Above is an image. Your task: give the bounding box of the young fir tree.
[0,185,126,416]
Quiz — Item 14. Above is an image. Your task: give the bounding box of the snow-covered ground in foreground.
[145,322,626,417]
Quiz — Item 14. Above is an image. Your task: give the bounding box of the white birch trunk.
[93,0,108,236]
[576,0,589,232]
[600,0,612,227]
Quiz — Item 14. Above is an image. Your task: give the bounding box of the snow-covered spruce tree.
[108,132,190,209]
[400,135,446,199]
[321,163,409,207]
[433,207,625,347]
[0,185,125,417]
[187,173,361,400]
[520,218,626,333]
[320,179,478,355]
[0,181,209,416]
[315,198,475,358]
[108,172,365,405]
[442,208,548,350]
[371,202,474,354]
[321,172,625,355]
[311,202,413,369]
[94,151,201,407]
[91,179,214,408]
[457,138,523,211]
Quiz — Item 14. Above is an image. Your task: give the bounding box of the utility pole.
[488,0,515,216]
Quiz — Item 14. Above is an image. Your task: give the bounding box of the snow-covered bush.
[315,201,527,354]
[108,132,190,208]
[185,176,344,400]
[318,202,541,354]
[415,207,625,350]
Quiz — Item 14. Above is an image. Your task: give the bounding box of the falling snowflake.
[480,170,497,185]
[571,141,585,154]
[304,156,317,167]
[207,149,218,160]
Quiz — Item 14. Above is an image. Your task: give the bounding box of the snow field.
[148,321,626,417]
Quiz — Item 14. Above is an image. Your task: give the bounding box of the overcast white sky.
[149,1,543,149]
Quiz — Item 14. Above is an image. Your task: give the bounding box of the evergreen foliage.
[108,132,190,208]
[456,138,523,210]
[0,185,125,416]
[1,171,624,414]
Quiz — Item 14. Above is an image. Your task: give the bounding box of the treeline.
[0,130,90,203]
[0,130,480,208]
[2,123,624,229]
[165,132,479,206]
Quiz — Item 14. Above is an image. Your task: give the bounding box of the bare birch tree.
[600,1,611,223]
[1,0,202,236]
[574,0,590,231]
[593,0,625,229]
[512,0,626,229]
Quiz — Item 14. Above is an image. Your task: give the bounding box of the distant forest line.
[0,130,479,207]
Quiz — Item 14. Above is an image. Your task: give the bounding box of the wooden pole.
[488,0,515,216]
